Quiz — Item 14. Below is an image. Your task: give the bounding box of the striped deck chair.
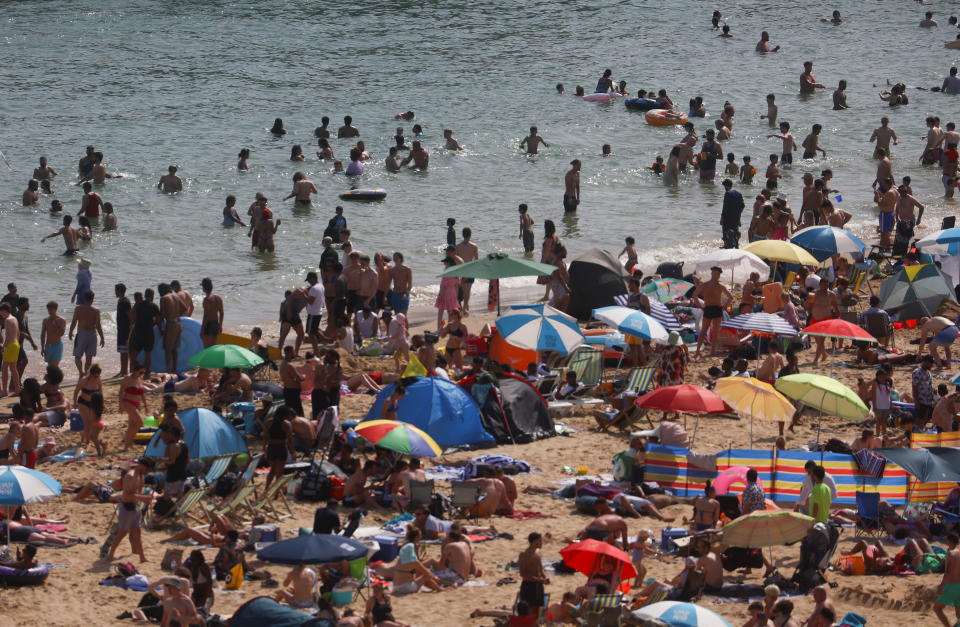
[207,482,258,523]
[598,367,657,432]
[849,266,869,295]
[199,455,233,490]
[151,488,208,528]
[568,345,603,389]
[242,476,294,522]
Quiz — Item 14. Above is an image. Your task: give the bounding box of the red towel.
[35,524,68,532]
[507,510,551,520]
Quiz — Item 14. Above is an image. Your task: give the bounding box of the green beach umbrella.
[641,278,694,303]
[438,252,556,279]
[775,373,869,420]
[187,344,263,369]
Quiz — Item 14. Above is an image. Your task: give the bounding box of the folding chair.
[151,488,208,528]
[207,482,258,523]
[854,491,882,537]
[450,480,482,523]
[406,479,434,511]
[347,556,371,601]
[199,455,233,490]
[309,409,338,461]
[569,345,603,389]
[243,476,294,522]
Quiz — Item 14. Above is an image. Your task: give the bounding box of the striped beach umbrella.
[495,304,584,355]
[915,227,960,256]
[721,312,798,336]
[354,419,443,457]
[0,465,61,505]
[790,226,867,262]
[592,306,670,343]
[612,295,681,331]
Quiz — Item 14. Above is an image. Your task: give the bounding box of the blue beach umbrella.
[915,227,960,256]
[495,304,584,355]
[257,534,368,565]
[0,465,61,506]
[790,226,866,262]
[632,601,731,627]
[145,407,248,459]
[592,306,670,343]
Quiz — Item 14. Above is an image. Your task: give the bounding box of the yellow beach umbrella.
[714,377,796,447]
[742,240,819,266]
[722,510,814,548]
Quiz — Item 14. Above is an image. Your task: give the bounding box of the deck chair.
[584,593,623,627]
[151,487,208,528]
[854,491,882,537]
[198,455,233,490]
[863,312,894,348]
[306,409,338,461]
[569,345,603,389]
[207,482,258,523]
[849,266,870,296]
[450,480,482,523]
[406,479,434,511]
[243,476,294,522]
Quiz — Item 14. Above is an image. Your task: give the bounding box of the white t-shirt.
[306,283,325,316]
[797,472,838,506]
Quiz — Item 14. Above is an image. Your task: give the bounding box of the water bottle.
[69,409,84,432]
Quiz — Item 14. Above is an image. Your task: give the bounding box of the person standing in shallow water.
[563,160,580,213]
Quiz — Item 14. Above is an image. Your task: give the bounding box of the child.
[394,127,408,150]
[331,160,344,174]
[631,529,659,586]
[619,237,638,273]
[801,124,827,159]
[740,156,755,184]
[760,93,777,124]
[103,202,117,231]
[725,153,740,176]
[714,119,731,141]
[446,218,456,247]
[765,154,781,189]
[648,156,665,175]
[602,144,613,156]
[768,121,797,165]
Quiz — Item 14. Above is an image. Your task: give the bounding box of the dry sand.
[2,281,956,627]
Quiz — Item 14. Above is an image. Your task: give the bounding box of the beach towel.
[100,575,149,591]
[34,524,68,532]
[48,448,85,463]
[506,510,551,520]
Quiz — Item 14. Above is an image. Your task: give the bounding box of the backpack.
[429,493,451,519]
[299,463,331,502]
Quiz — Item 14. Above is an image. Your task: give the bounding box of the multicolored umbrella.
[354,419,443,457]
[722,510,814,548]
[592,306,670,343]
[642,278,693,303]
[790,226,867,262]
[693,248,769,284]
[775,373,869,420]
[879,263,957,320]
[714,377,796,447]
[803,319,877,342]
[0,465,61,505]
[632,601,732,627]
[915,227,960,256]
[742,240,819,266]
[635,384,729,414]
[721,312,798,336]
[187,344,264,369]
[495,304,584,355]
[560,539,637,580]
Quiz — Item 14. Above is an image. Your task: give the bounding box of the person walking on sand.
[935,533,960,627]
[692,267,733,357]
[0,304,21,396]
[107,457,156,563]
[69,290,104,376]
[563,159,581,213]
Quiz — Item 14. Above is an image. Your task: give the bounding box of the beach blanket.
[465,455,532,479]
[47,448,85,463]
[423,465,466,481]
[100,575,149,591]
[506,510,551,520]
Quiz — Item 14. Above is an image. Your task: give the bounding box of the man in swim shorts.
[69,290,104,376]
[518,204,535,253]
[389,252,412,314]
[874,176,898,247]
[0,304,21,396]
[935,533,960,627]
[200,278,223,349]
[40,214,80,255]
[129,288,161,375]
[40,300,66,368]
[455,228,479,313]
[563,159,581,212]
[578,500,629,547]
[158,283,182,374]
[692,267,733,357]
[116,283,132,377]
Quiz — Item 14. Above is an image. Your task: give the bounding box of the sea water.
[0,0,957,332]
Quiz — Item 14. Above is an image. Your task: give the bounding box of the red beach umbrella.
[803,319,877,342]
[560,539,637,580]
[634,384,730,414]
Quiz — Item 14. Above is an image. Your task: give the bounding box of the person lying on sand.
[578,499,629,548]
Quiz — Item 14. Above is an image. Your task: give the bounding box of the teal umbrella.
[438,252,556,279]
[187,344,263,369]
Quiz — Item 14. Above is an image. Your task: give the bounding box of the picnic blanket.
[47,448,86,463]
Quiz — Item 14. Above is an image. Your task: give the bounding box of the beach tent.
[145,407,248,459]
[229,596,327,627]
[458,373,555,444]
[567,249,630,321]
[132,316,204,374]
[363,377,494,448]
[879,263,957,320]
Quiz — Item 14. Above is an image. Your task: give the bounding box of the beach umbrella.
[879,263,957,320]
[592,306,670,343]
[790,226,867,262]
[642,278,694,303]
[187,344,263,369]
[438,252,555,279]
[559,539,637,580]
[257,533,368,565]
[714,377,796,447]
[0,465,61,506]
[915,227,960,256]
[802,319,877,343]
[635,384,728,414]
[722,510,814,548]
[632,601,732,627]
[873,447,960,484]
[354,420,443,457]
[742,240,819,266]
[693,249,769,284]
[495,304,584,355]
[649,300,683,331]
[775,373,869,420]
[721,312,798,336]
[145,407,248,459]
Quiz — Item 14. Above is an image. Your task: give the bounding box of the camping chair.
[854,491,883,537]
[406,479,434,511]
[450,480,482,524]
[863,312,894,348]
[243,476,294,522]
[347,555,371,601]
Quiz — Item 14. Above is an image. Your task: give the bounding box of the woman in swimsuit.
[73,364,104,453]
[263,405,294,489]
[237,148,251,172]
[380,385,406,421]
[365,583,409,627]
[119,362,148,450]
[548,245,571,312]
[439,309,467,371]
[538,220,560,300]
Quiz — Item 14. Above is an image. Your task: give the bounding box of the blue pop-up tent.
[363,377,493,448]
[145,407,248,459]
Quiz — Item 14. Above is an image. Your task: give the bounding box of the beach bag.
[853,448,886,479]
[611,450,635,483]
[656,262,684,280]
[116,561,139,578]
[161,548,183,572]
[837,611,867,627]
[299,463,331,502]
[224,561,244,590]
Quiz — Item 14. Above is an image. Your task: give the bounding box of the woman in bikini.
[538,220,560,301]
[439,309,467,371]
[73,363,104,454]
[119,362,148,450]
[381,385,406,421]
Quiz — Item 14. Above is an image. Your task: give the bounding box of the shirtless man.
[40,301,66,369]
[518,204,535,254]
[157,165,183,193]
[400,141,429,169]
[832,80,849,110]
[443,128,462,151]
[68,291,104,375]
[343,460,375,507]
[520,126,550,155]
[357,256,379,310]
[158,283,183,373]
[896,184,925,228]
[22,180,40,206]
[808,281,839,364]
[935,533,960,627]
[385,146,402,172]
[83,152,117,185]
[337,115,359,138]
[945,123,960,151]
[692,267,733,357]
[0,304,21,396]
[392,458,427,512]
[693,537,725,595]
[493,467,518,515]
[279,345,306,417]
[921,11,938,28]
[579,499,630,548]
[170,280,194,318]
[870,117,898,158]
[283,171,317,205]
[922,117,946,165]
[33,156,57,181]
[434,531,472,585]
[821,199,851,228]
[874,176,899,247]
[756,343,786,383]
[77,145,96,178]
[455,228,479,313]
[107,457,156,563]
[389,252,413,314]
[199,278,223,348]
[274,563,318,609]
[917,316,959,366]
[755,30,780,52]
[464,469,507,518]
[563,159,581,213]
[518,533,550,617]
[800,61,825,95]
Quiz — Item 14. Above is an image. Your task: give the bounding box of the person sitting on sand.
[274,563,318,609]
[610,488,675,522]
[802,586,836,627]
[691,481,721,531]
[365,582,409,627]
[391,526,446,594]
[422,529,473,586]
[0,544,38,569]
[578,499,629,547]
